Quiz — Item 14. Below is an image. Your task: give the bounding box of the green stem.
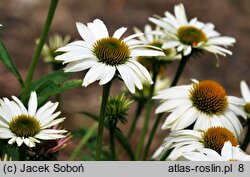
[159,149,172,161]
[109,121,117,160]
[69,122,98,160]
[240,119,250,151]
[127,101,144,140]
[143,112,164,160]
[135,63,159,160]
[170,55,190,87]
[21,0,58,103]
[95,81,112,160]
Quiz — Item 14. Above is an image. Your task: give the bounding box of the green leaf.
[81,111,135,160]
[0,39,23,86]
[30,69,71,92]
[37,79,82,104]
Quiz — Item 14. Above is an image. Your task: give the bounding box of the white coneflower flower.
[149,3,236,56]
[183,141,250,161]
[55,19,164,93]
[134,24,181,61]
[240,80,250,118]
[153,127,239,160]
[0,92,66,147]
[154,80,246,140]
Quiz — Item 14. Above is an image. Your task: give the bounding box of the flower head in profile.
[240,80,250,118]
[154,80,246,140]
[149,3,236,56]
[153,127,239,160]
[105,94,133,125]
[55,19,164,93]
[183,141,250,161]
[0,92,67,147]
[134,24,181,61]
[41,33,71,68]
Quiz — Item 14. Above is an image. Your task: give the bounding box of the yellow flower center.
[93,37,130,65]
[9,114,41,137]
[177,26,207,46]
[202,127,238,154]
[190,80,228,115]
[244,103,250,114]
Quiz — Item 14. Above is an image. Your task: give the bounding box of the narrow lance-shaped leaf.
[0,39,23,86]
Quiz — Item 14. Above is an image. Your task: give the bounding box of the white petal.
[224,111,243,140]
[36,102,59,124]
[24,138,35,147]
[168,143,202,160]
[149,17,176,34]
[98,65,116,85]
[221,141,232,161]
[42,118,65,129]
[203,45,232,56]
[228,104,247,119]
[64,58,97,72]
[172,108,198,130]
[123,33,144,43]
[39,129,67,134]
[204,29,220,38]
[0,129,15,138]
[87,19,109,39]
[183,45,192,56]
[144,25,154,42]
[39,111,61,127]
[117,65,135,93]
[153,88,189,100]
[174,3,188,26]
[113,27,127,39]
[16,137,24,146]
[210,116,223,127]
[161,103,193,129]
[193,113,212,131]
[241,81,250,102]
[207,37,236,46]
[56,52,94,63]
[199,148,222,160]
[12,96,28,114]
[183,151,213,161]
[28,92,37,116]
[76,22,96,44]
[82,63,107,87]
[156,99,188,113]
[228,96,245,105]
[164,12,180,29]
[127,60,153,84]
[8,137,17,145]
[162,41,180,49]
[66,40,92,48]
[56,44,88,52]
[35,133,65,140]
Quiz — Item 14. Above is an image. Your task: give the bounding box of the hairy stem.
[95,81,112,160]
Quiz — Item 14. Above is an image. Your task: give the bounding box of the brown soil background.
[0,0,250,160]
